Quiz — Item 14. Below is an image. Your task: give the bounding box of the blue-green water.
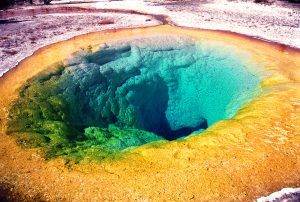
[7,35,261,160]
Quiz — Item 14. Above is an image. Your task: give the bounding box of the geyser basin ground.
[0,25,300,201]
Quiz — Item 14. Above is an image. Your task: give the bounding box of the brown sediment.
[0,6,170,25]
[0,25,300,201]
[0,182,39,202]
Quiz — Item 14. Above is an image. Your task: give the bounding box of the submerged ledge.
[0,25,300,201]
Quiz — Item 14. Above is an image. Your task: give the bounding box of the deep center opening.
[67,37,260,141]
[77,73,209,141]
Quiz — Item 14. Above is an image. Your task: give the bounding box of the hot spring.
[6,34,261,160]
[1,25,300,201]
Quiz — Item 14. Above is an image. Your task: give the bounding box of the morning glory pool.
[7,35,261,160]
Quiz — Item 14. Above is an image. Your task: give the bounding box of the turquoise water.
[8,35,260,159]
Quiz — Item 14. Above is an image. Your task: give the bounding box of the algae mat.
[0,25,300,201]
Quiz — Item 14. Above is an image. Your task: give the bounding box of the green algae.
[7,35,261,161]
[7,65,163,161]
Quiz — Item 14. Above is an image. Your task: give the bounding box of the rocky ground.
[0,6,162,76]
